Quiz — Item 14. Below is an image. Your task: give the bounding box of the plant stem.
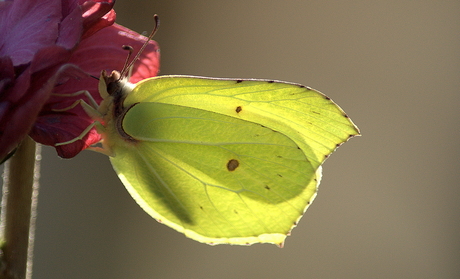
[0,137,41,279]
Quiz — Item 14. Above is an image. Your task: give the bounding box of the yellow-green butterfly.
[61,20,359,246]
[91,73,360,246]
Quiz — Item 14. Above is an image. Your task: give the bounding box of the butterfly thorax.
[97,70,138,150]
[98,70,135,118]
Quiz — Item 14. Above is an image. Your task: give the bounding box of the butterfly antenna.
[120,14,160,79]
[119,45,134,79]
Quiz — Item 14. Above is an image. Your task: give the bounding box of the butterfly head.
[99,69,134,101]
[100,15,159,100]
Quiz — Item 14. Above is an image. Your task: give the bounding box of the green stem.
[0,137,41,279]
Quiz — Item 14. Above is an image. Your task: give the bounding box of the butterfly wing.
[108,76,359,245]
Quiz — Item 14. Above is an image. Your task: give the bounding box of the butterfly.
[58,16,359,246]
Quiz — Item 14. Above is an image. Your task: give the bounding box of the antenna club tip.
[122,45,134,51]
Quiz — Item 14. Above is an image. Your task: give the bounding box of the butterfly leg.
[51,90,113,155]
[51,90,103,122]
[51,90,99,111]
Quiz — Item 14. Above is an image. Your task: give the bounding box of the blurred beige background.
[18,1,460,278]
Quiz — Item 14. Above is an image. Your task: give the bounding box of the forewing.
[126,76,360,170]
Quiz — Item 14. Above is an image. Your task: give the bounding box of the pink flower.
[30,24,160,158]
[0,0,160,160]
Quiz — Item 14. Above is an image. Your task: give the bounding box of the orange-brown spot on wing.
[227,159,239,171]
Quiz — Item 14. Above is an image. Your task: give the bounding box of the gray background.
[13,1,460,278]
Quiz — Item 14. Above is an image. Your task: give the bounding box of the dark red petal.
[0,2,13,38]
[32,109,102,159]
[55,23,159,112]
[0,57,31,160]
[30,44,72,73]
[57,1,84,50]
[0,56,15,96]
[30,64,102,158]
[0,45,71,161]
[77,23,160,81]
[0,0,121,160]
[31,23,160,158]
[80,0,116,39]
[0,0,62,66]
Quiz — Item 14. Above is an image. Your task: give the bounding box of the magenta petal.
[56,23,159,106]
[0,0,122,161]
[30,23,160,158]
[30,62,101,158]
[0,0,62,66]
[0,61,31,160]
[0,45,71,160]
[76,23,160,80]
[0,2,13,38]
[81,0,116,39]
[0,56,15,95]
[30,45,72,73]
[57,2,83,49]
[32,109,102,159]
[30,64,101,158]
[55,23,159,112]
[29,65,102,158]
